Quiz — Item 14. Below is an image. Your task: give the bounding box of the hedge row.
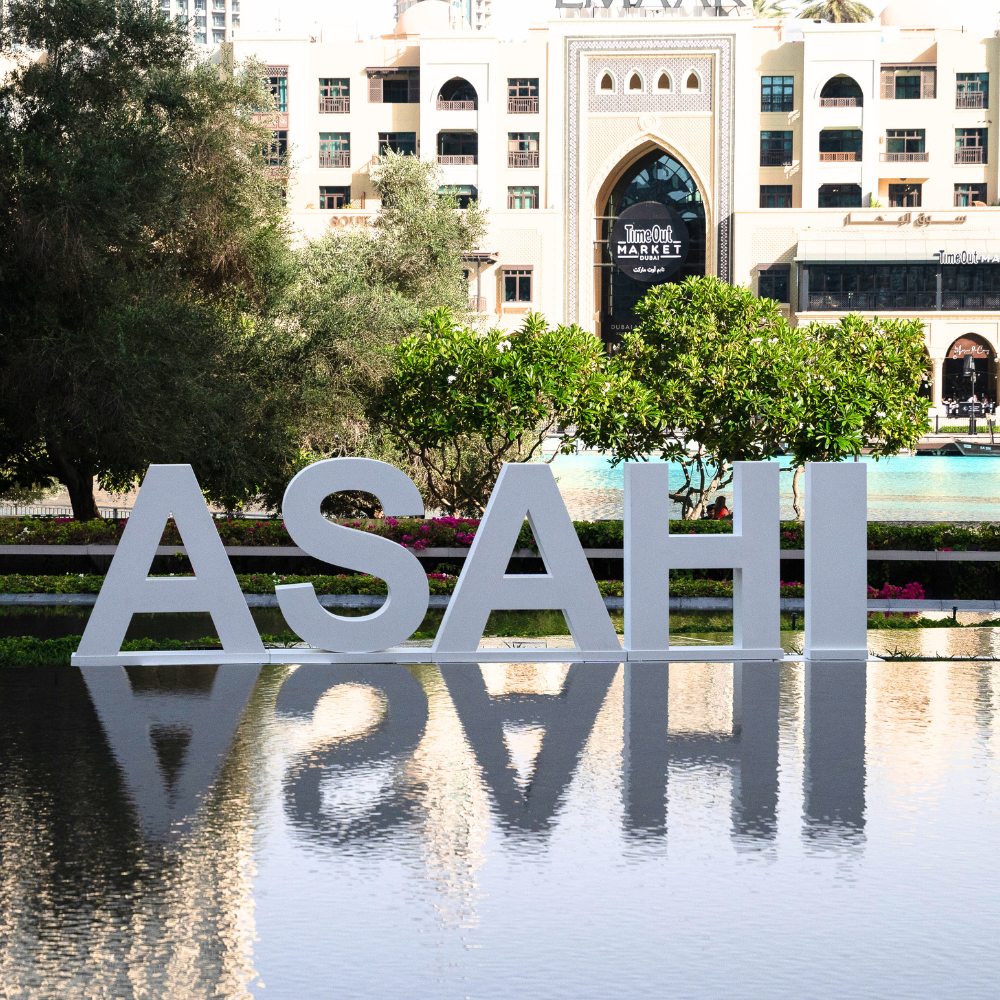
[5,516,1000,552]
[0,573,814,599]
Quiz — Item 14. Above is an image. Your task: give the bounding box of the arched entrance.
[943,334,997,412]
[597,147,706,348]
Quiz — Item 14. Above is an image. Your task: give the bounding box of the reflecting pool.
[550,453,1000,521]
[1,660,999,999]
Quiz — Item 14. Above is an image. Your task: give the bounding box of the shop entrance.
[597,148,706,349]
[943,334,997,413]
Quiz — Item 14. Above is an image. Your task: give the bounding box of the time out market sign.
[72,459,868,668]
[937,249,1000,264]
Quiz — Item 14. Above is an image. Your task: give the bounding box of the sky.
[251,0,999,42]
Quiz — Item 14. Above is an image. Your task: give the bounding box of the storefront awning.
[796,239,1000,263]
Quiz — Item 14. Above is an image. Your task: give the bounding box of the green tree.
[798,1,873,22]
[754,0,790,17]
[273,152,488,515]
[781,314,931,517]
[570,277,797,519]
[0,0,298,519]
[372,308,605,515]
[568,278,930,520]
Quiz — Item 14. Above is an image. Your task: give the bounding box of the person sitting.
[711,495,730,520]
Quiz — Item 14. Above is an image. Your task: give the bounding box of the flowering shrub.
[867,581,925,601]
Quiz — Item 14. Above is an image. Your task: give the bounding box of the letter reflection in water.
[804,660,867,844]
[277,665,429,842]
[623,662,780,845]
[80,664,262,839]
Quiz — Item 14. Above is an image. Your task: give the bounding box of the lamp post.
[964,354,979,434]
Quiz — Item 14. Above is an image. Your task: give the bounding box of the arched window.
[437,77,478,110]
[629,72,643,92]
[943,335,997,408]
[599,148,707,343]
[685,71,701,93]
[657,71,672,92]
[820,75,864,107]
[599,71,615,92]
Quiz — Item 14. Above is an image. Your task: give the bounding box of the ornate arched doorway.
[943,334,997,410]
[597,147,706,347]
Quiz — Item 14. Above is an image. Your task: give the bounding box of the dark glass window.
[819,129,863,154]
[956,128,988,163]
[761,75,794,112]
[508,186,539,209]
[439,78,477,105]
[895,73,921,100]
[320,78,349,98]
[265,73,288,112]
[820,75,863,105]
[889,184,922,208]
[504,269,533,302]
[378,132,417,156]
[942,264,1000,312]
[886,129,925,153]
[438,185,477,209]
[383,78,410,103]
[508,78,539,98]
[437,132,478,159]
[955,183,988,207]
[760,185,793,208]
[758,268,790,303]
[265,130,287,166]
[319,186,350,209]
[957,72,988,107]
[807,264,937,311]
[818,184,862,208]
[760,131,793,166]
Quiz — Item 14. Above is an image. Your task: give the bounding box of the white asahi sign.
[71,458,868,667]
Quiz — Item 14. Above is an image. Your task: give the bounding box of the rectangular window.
[888,183,922,208]
[213,0,224,8]
[758,266,790,303]
[265,130,287,166]
[760,184,793,208]
[503,268,533,303]
[883,129,927,161]
[193,0,204,8]
[508,186,539,209]
[819,129,863,161]
[231,0,239,9]
[807,264,938,311]
[378,132,417,156]
[212,12,225,26]
[319,78,350,113]
[760,131,793,166]
[212,27,224,41]
[265,71,288,113]
[319,186,351,209]
[231,14,239,25]
[956,72,988,108]
[319,132,350,168]
[383,78,410,103]
[194,31,206,43]
[194,15,206,27]
[438,131,478,164]
[955,183,988,207]
[882,66,936,100]
[507,77,539,113]
[508,133,539,167]
[818,184,862,208]
[438,185,477,209]
[956,128,988,163]
[761,75,794,113]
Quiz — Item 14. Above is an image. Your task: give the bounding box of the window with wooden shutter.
[921,67,936,99]
[881,68,895,99]
[369,75,382,103]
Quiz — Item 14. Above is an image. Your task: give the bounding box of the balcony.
[819,152,862,162]
[955,147,986,164]
[319,151,351,168]
[508,97,539,114]
[819,98,859,107]
[319,96,350,113]
[508,150,539,168]
[880,151,929,162]
[469,295,487,313]
[253,110,289,129]
[809,291,936,311]
[437,99,477,111]
[438,154,477,165]
[957,92,987,109]
[942,292,1000,310]
[760,150,793,167]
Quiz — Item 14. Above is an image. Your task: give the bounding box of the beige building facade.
[234,0,1000,415]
